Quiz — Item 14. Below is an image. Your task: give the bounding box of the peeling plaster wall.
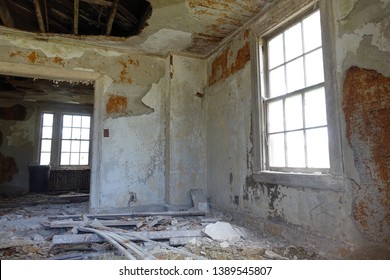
[206,0,390,251]
[0,101,35,195]
[335,0,390,244]
[166,55,207,208]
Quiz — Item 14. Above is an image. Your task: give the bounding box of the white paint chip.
[204,222,241,242]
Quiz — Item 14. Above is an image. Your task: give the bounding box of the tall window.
[39,113,54,165]
[262,10,329,172]
[39,112,91,166]
[60,114,91,165]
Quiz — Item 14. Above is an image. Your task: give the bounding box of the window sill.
[253,171,345,192]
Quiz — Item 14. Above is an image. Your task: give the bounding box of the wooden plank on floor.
[49,209,205,221]
[49,219,140,228]
[52,230,203,245]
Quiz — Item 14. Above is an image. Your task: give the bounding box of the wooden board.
[53,230,203,245]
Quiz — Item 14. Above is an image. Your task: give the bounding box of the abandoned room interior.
[0,0,389,260]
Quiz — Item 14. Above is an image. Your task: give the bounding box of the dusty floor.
[0,193,325,260]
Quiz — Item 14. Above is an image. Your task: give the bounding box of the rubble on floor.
[0,193,324,260]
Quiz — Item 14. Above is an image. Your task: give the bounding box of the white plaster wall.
[167,55,208,207]
[99,80,167,210]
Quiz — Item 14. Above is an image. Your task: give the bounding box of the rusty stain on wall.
[0,105,27,121]
[208,32,250,86]
[106,95,128,116]
[27,51,38,63]
[0,153,18,184]
[9,51,22,57]
[343,66,390,243]
[118,58,139,83]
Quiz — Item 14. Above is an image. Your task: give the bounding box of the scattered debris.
[0,192,326,260]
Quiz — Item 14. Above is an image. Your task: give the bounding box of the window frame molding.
[250,0,345,191]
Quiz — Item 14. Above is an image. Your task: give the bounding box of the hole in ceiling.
[0,0,152,37]
[0,75,94,105]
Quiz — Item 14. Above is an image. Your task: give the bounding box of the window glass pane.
[305,48,324,86]
[305,87,327,128]
[267,100,284,133]
[42,127,52,139]
[72,128,81,139]
[61,140,71,152]
[303,10,322,52]
[269,66,286,97]
[286,131,305,167]
[41,139,51,152]
[73,115,82,127]
[306,128,330,168]
[82,116,91,128]
[61,153,70,165]
[285,94,303,130]
[81,128,90,140]
[284,22,303,61]
[70,153,80,165]
[40,153,51,165]
[80,153,89,165]
[42,113,53,127]
[286,58,304,93]
[62,127,71,139]
[269,133,285,167]
[80,141,90,153]
[63,115,72,127]
[71,140,80,153]
[268,33,284,69]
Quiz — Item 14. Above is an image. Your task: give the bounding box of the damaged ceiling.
[0,0,152,37]
[0,0,275,56]
[0,75,94,104]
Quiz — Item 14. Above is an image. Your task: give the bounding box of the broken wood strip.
[74,0,79,35]
[169,237,197,246]
[33,0,46,33]
[52,230,203,245]
[80,0,113,7]
[49,209,206,221]
[105,0,120,36]
[49,219,140,228]
[0,0,15,27]
[105,231,156,260]
[79,227,136,260]
[116,232,207,260]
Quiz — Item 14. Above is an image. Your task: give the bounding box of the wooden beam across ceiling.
[80,0,113,7]
[33,0,46,33]
[0,0,15,28]
[74,0,79,34]
[106,0,120,36]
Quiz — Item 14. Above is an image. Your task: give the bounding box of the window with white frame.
[39,111,91,167]
[261,10,330,173]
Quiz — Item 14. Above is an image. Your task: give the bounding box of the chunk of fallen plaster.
[204,222,241,242]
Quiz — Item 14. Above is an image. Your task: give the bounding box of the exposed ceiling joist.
[74,0,79,35]
[0,0,14,28]
[33,0,46,33]
[81,0,113,7]
[106,0,120,36]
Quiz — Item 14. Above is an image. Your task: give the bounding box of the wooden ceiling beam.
[74,0,79,34]
[33,0,46,32]
[80,0,113,7]
[106,0,119,36]
[0,0,15,28]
